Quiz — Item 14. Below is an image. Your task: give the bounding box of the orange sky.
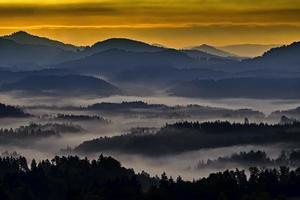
[0,0,300,47]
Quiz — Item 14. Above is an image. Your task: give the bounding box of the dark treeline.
[0,123,59,142]
[55,114,110,123]
[40,123,84,134]
[87,101,167,110]
[196,150,300,169]
[0,155,300,200]
[24,101,265,120]
[75,121,300,156]
[0,103,29,118]
[86,101,264,119]
[0,123,83,144]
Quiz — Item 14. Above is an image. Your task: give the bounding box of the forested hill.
[75,121,300,156]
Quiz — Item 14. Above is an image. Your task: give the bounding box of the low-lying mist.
[2,92,300,116]
[0,92,299,180]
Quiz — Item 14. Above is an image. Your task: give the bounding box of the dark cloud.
[0,3,118,17]
[0,2,300,25]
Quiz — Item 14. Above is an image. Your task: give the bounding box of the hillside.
[58,48,198,73]
[243,42,300,71]
[83,38,163,55]
[0,75,121,96]
[0,38,77,69]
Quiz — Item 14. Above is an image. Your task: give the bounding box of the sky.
[0,0,300,47]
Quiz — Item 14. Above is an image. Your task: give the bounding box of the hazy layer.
[1,93,299,115]
[0,92,299,180]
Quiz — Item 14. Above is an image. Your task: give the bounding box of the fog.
[2,92,300,115]
[0,92,299,180]
[104,144,288,180]
[87,95,300,116]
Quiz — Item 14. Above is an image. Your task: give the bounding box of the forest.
[55,114,110,123]
[75,121,300,156]
[86,101,265,119]
[0,155,299,200]
[0,123,83,145]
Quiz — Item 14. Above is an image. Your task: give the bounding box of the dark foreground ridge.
[0,155,300,200]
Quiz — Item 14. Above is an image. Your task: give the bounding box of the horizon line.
[0,30,287,49]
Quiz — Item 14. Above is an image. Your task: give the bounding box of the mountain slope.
[0,38,77,69]
[58,48,198,73]
[1,75,121,96]
[243,42,300,71]
[0,68,74,85]
[3,31,80,52]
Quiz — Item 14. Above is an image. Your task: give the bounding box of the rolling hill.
[0,38,77,69]
[83,38,163,56]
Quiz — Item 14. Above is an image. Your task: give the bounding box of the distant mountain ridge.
[0,31,300,99]
[3,31,80,52]
[219,44,280,57]
[85,38,163,55]
[1,32,236,71]
[188,44,239,58]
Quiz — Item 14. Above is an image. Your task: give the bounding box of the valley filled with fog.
[0,31,300,182]
[0,92,300,180]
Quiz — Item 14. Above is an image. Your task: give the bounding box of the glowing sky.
[0,0,300,47]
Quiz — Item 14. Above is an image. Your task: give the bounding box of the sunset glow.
[0,0,300,47]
